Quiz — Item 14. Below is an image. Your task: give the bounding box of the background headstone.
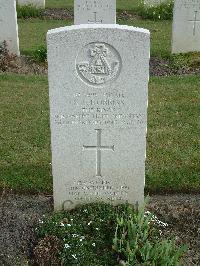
[74,0,116,25]
[0,0,19,55]
[47,24,150,210]
[17,0,45,8]
[172,0,200,53]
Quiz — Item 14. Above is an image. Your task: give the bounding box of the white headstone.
[172,0,200,53]
[74,0,116,25]
[17,0,45,8]
[47,24,150,211]
[0,0,19,55]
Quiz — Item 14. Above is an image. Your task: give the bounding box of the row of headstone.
[144,0,200,53]
[17,0,45,8]
[0,0,199,56]
[74,0,200,54]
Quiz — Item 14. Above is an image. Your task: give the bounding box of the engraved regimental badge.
[76,42,122,86]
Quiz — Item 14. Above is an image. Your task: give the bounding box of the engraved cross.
[88,12,102,24]
[83,129,114,177]
[188,11,200,36]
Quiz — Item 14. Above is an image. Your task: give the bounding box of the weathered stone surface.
[172,0,200,53]
[17,0,45,8]
[74,0,116,25]
[0,0,19,55]
[47,24,150,210]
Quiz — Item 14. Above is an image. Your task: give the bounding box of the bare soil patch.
[0,54,200,76]
[41,9,140,21]
[42,8,73,20]
[0,193,199,265]
[0,55,47,75]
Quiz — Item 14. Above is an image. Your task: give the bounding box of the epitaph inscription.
[76,42,121,86]
[54,91,145,128]
[65,179,130,204]
[178,0,200,9]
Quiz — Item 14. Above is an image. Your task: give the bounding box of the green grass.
[18,17,199,65]
[45,0,142,11]
[0,74,199,193]
[123,19,172,57]
[18,19,71,55]
[18,18,171,58]
[0,74,51,193]
[147,75,200,192]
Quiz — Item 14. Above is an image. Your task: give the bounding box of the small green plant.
[0,41,15,72]
[32,46,47,62]
[34,203,122,265]
[169,52,200,70]
[137,1,174,21]
[34,202,186,265]
[17,4,42,19]
[113,204,187,265]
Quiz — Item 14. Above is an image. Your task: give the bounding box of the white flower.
[67,224,72,227]
[64,243,70,249]
[92,243,96,247]
[60,222,65,227]
[145,211,168,227]
[88,221,92,225]
[72,254,77,259]
[80,236,85,240]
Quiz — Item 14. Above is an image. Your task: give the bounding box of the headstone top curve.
[47,24,150,36]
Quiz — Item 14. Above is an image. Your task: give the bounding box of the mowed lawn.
[18,18,171,58]
[0,74,199,194]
